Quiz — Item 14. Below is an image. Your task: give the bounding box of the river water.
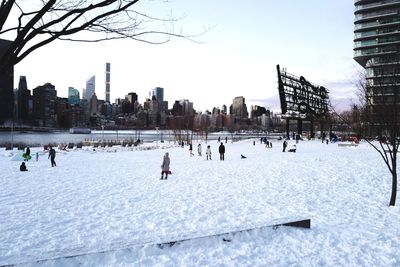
[0,130,270,146]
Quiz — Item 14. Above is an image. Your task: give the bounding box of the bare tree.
[334,62,399,206]
[0,0,203,74]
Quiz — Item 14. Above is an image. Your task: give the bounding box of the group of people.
[160,141,227,180]
[19,145,57,171]
[282,140,296,153]
[187,143,225,161]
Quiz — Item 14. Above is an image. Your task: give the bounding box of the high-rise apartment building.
[354,1,400,107]
[85,75,95,100]
[32,83,57,127]
[68,87,80,105]
[105,63,111,103]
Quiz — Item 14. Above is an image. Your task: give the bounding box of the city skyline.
[10,0,357,112]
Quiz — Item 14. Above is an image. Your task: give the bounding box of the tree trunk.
[389,154,397,206]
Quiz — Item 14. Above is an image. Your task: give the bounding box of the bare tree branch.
[0,0,206,74]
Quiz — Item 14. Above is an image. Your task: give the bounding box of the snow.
[0,139,399,266]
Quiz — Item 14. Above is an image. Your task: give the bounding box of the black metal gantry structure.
[277,65,331,138]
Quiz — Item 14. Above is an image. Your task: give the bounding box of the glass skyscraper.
[68,87,80,105]
[150,87,164,101]
[85,75,95,101]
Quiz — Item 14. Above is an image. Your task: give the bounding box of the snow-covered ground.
[0,139,399,266]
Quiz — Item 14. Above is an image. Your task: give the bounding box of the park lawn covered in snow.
[0,139,399,266]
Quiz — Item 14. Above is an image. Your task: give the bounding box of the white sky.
[9,0,359,112]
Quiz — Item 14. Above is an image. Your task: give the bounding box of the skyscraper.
[105,63,111,103]
[353,1,400,107]
[150,87,164,101]
[229,96,248,118]
[125,92,138,103]
[17,76,31,122]
[85,75,95,100]
[68,87,80,105]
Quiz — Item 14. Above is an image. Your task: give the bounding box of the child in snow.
[20,162,27,171]
[198,144,202,156]
[288,145,296,153]
[206,145,212,160]
[160,152,170,180]
[241,154,247,159]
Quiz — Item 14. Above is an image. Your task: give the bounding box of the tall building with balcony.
[353,1,400,108]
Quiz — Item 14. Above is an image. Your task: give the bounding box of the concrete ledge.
[157,217,311,248]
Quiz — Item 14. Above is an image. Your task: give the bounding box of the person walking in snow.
[48,146,56,167]
[219,142,225,161]
[189,143,194,156]
[160,152,170,180]
[282,140,288,152]
[218,136,221,143]
[206,145,212,160]
[197,144,202,156]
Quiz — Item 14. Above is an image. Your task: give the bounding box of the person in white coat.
[198,144,202,156]
[206,145,212,160]
[161,152,170,180]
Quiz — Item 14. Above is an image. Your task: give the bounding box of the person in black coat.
[189,143,194,156]
[282,140,288,152]
[48,146,56,167]
[20,162,28,171]
[219,142,225,160]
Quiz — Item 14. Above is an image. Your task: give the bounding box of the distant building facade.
[84,75,95,100]
[32,83,57,127]
[150,87,164,101]
[229,96,248,118]
[105,63,111,103]
[68,87,80,105]
[17,76,31,123]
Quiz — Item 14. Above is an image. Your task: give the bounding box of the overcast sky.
[11,0,359,112]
